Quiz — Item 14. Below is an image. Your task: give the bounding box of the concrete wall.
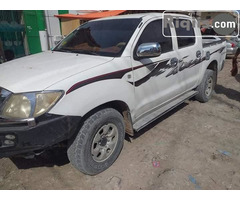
[44,10,61,49]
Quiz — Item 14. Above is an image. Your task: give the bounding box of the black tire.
[67,108,125,175]
[195,69,217,103]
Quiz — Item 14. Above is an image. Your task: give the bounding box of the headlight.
[1,91,63,119]
[34,92,63,117]
[2,94,32,119]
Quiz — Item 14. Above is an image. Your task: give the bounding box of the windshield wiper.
[54,48,100,56]
[72,50,100,56]
[53,48,73,53]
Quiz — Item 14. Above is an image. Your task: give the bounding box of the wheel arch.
[80,100,134,136]
[206,60,218,84]
[207,60,218,73]
[196,59,218,97]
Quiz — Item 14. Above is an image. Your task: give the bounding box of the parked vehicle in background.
[226,37,238,57]
[201,27,239,58]
[0,13,226,175]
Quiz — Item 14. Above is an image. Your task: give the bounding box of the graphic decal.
[166,46,225,78]
[66,68,133,94]
[66,60,169,94]
[67,46,225,94]
[210,46,225,55]
[167,56,202,77]
[128,59,170,87]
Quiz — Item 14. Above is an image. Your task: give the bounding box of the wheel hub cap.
[99,137,107,146]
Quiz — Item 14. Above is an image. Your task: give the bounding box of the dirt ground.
[0,59,240,190]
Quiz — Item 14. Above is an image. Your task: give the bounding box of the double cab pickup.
[0,13,226,175]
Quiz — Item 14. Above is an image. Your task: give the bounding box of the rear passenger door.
[131,19,184,121]
[173,18,202,91]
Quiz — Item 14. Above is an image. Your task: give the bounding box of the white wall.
[44,10,103,49]
[69,10,101,15]
[44,10,61,49]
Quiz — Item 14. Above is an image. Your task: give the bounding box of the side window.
[174,19,195,48]
[137,20,173,54]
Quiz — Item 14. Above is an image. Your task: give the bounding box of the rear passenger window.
[174,19,195,48]
[137,20,173,54]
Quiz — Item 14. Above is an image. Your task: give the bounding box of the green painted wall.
[35,10,46,30]
[58,10,69,15]
[23,10,46,54]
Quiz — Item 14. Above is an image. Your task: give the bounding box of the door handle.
[196,50,202,59]
[205,51,210,60]
[170,57,179,67]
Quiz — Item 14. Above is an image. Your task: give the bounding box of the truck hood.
[0,51,113,93]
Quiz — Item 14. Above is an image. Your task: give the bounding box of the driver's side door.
[131,19,184,121]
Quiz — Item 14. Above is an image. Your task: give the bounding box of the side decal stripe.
[66,59,173,94]
[66,47,224,94]
[66,68,131,94]
[66,60,169,94]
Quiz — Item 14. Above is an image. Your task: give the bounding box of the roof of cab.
[93,12,160,21]
[92,12,191,22]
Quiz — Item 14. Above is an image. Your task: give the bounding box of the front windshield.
[54,18,141,57]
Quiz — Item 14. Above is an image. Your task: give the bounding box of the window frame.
[133,19,174,60]
[173,18,196,49]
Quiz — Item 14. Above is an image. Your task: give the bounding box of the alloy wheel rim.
[91,123,119,162]
[205,77,213,97]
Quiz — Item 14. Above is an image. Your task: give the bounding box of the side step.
[133,90,198,131]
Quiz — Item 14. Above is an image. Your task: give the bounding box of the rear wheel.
[195,69,216,103]
[67,108,125,175]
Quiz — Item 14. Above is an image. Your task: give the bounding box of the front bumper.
[0,114,81,158]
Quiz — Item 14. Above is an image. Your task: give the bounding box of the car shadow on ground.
[215,82,240,102]
[235,74,240,83]
[10,147,70,169]
[131,102,188,140]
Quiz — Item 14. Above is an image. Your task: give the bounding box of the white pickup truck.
[0,13,226,175]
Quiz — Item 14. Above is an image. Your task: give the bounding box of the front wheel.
[67,108,125,175]
[195,69,217,103]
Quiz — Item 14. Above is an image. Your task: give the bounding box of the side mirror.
[136,43,161,58]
